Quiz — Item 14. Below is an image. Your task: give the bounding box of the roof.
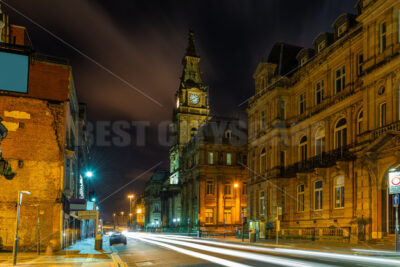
[267,42,303,76]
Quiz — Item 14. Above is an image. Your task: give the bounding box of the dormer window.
[337,24,347,37]
[318,40,326,53]
[300,57,307,66]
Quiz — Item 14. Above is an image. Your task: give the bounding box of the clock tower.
[169,30,210,185]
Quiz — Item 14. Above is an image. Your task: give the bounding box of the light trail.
[133,234,400,266]
[133,236,251,267]
[132,233,312,267]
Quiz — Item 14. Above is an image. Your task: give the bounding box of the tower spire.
[185,29,197,57]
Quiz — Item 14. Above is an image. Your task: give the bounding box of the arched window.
[299,136,307,167]
[297,184,305,212]
[357,110,363,134]
[315,128,325,156]
[335,175,345,208]
[225,130,232,139]
[334,118,347,149]
[314,180,323,211]
[260,148,266,173]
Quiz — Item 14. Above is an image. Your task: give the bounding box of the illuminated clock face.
[189,94,200,104]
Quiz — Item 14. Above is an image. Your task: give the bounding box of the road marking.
[110,247,128,267]
[134,236,251,267]
[155,234,400,266]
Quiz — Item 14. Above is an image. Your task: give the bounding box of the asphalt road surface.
[110,233,400,267]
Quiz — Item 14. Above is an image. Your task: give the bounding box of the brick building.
[0,9,90,250]
[247,0,400,243]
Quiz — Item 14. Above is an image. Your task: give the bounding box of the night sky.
[3,0,356,221]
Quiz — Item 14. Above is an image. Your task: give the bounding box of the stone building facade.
[247,0,400,243]
[145,170,168,228]
[181,117,248,233]
[0,11,90,250]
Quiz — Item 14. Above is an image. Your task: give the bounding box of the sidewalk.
[0,236,118,266]
[205,236,400,256]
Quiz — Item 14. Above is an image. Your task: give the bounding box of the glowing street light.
[85,171,93,178]
[137,209,142,214]
[234,183,239,188]
[91,197,96,202]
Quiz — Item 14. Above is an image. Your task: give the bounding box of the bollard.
[95,234,102,250]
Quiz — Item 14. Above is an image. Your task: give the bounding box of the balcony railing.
[278,145,355,178]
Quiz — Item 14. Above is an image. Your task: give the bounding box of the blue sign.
[393,194,399,207]
[0,51,29,93]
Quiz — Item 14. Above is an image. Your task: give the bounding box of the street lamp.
[13,191,31,265]
[85,171,94,200]
[113,213,116,230]
[127,194,134,228]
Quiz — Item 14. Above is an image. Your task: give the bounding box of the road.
[109,233,400,267]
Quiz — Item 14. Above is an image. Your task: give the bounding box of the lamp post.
[113,213,116,230]
[13,191,31,266]
[85,171,93,199]
[234,183,240,235]
[120,211,124,228]
[127,195,134,228]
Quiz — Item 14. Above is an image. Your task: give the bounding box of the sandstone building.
[247,0,400,243]
[181,117,247,232]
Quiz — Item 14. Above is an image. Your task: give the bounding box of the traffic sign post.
[394,194,399,252]
[389,171,400,252]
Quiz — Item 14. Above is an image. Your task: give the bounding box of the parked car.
[109,232,127,246]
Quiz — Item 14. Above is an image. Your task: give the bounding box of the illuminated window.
[379,22,387,53]
[335,176,345,208]
[335,66,345,93]
[379,102,387,127]
[299,93,306,114]
[315,80,324,105]
[297,185,305,212]
[226,153,232,165]
[223,209,232,224]
[334,118,347,149]
[315,128,325,156]
[205,209,214,224]
[314,180,323,211]
[260,191,265,215]
[208,152,214,165]
[224,183,232,195]
[206,180,214,195]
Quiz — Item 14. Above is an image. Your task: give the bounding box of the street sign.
[389,171,400,194]
[77,210,98,220]
[394,194,400,208]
